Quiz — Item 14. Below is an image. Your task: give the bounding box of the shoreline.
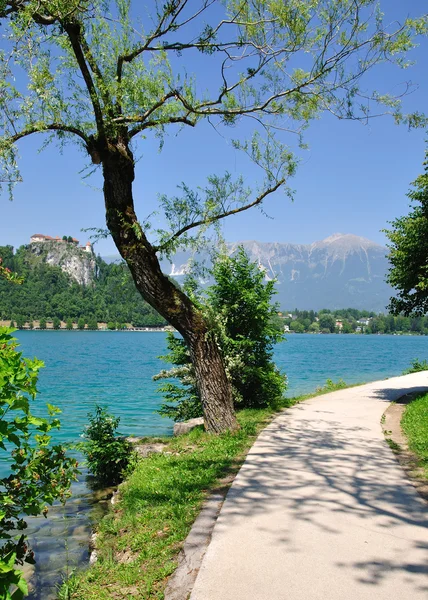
[12,328,428,336]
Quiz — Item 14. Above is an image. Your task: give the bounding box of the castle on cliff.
[30,234,92,253]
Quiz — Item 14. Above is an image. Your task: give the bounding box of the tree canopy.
[385,149,428,315]
[1,1,426,228]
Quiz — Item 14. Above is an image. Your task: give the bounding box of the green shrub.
[81,406,133,485]
[155,248,287,421]
[403,358,428,374]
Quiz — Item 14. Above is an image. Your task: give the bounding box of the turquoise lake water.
[8,330,428,598]
[14,330,428,445]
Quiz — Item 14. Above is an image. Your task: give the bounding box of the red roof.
[31,234,80,243]
[31,234,54,240]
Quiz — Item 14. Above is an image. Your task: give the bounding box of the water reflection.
[24,471,113,600]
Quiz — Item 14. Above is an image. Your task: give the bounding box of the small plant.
[57,571,80,600]
[403,358,428,374]
[315,378,347,394]
[81,406,133,485]
[385,438,401,452]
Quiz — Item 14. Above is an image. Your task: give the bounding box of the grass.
[401,392,428,478]
[59,380,355,600]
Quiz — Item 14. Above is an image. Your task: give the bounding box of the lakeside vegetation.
[281,308,428,335]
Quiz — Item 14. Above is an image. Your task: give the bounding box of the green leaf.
[9,398,29,412]
[0,552,16,572]
[27,416,47,427]
[47,404,61,416]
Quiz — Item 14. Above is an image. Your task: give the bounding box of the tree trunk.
[186,330,237,433]
[101,146,238,433]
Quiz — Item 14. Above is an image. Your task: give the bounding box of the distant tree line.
[0,245,166,327]
[283,308,428,335]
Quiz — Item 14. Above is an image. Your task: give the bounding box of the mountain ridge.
[103,233,392,312]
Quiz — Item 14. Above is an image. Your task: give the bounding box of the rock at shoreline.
[126,438,167,457]
[173,418,204,436]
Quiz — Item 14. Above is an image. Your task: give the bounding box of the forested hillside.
[0,244,166,327]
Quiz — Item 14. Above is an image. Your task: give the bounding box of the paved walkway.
[191,372,428,600]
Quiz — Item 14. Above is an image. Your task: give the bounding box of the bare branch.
[115,91,177,124]
[0,0,83,24]
[129,116,196,138]
[9,123,89,144]
[154,179,285,253]
[62,20,105,137]
[79,30,113,117]
[116,0,190,86]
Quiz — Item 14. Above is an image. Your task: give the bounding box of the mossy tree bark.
[101,144,238,433]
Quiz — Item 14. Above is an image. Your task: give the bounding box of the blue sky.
[1,0,427,256]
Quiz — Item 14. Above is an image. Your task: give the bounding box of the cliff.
[29,241,96,286]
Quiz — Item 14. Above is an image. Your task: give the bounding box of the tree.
[308,322,320,333]
[52,316,61,330]
[156,248,286,420]
[15,315,25,329]
[78,317,86,330]
[87,316,98,330]
[207,248,286,408]
[319,314,336,333]
[66,318,73,330]
[39,317,47,330]
[0,1,425,432]
[290,321,305,333]
[385,149,428,315]
[341,321,353,334]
